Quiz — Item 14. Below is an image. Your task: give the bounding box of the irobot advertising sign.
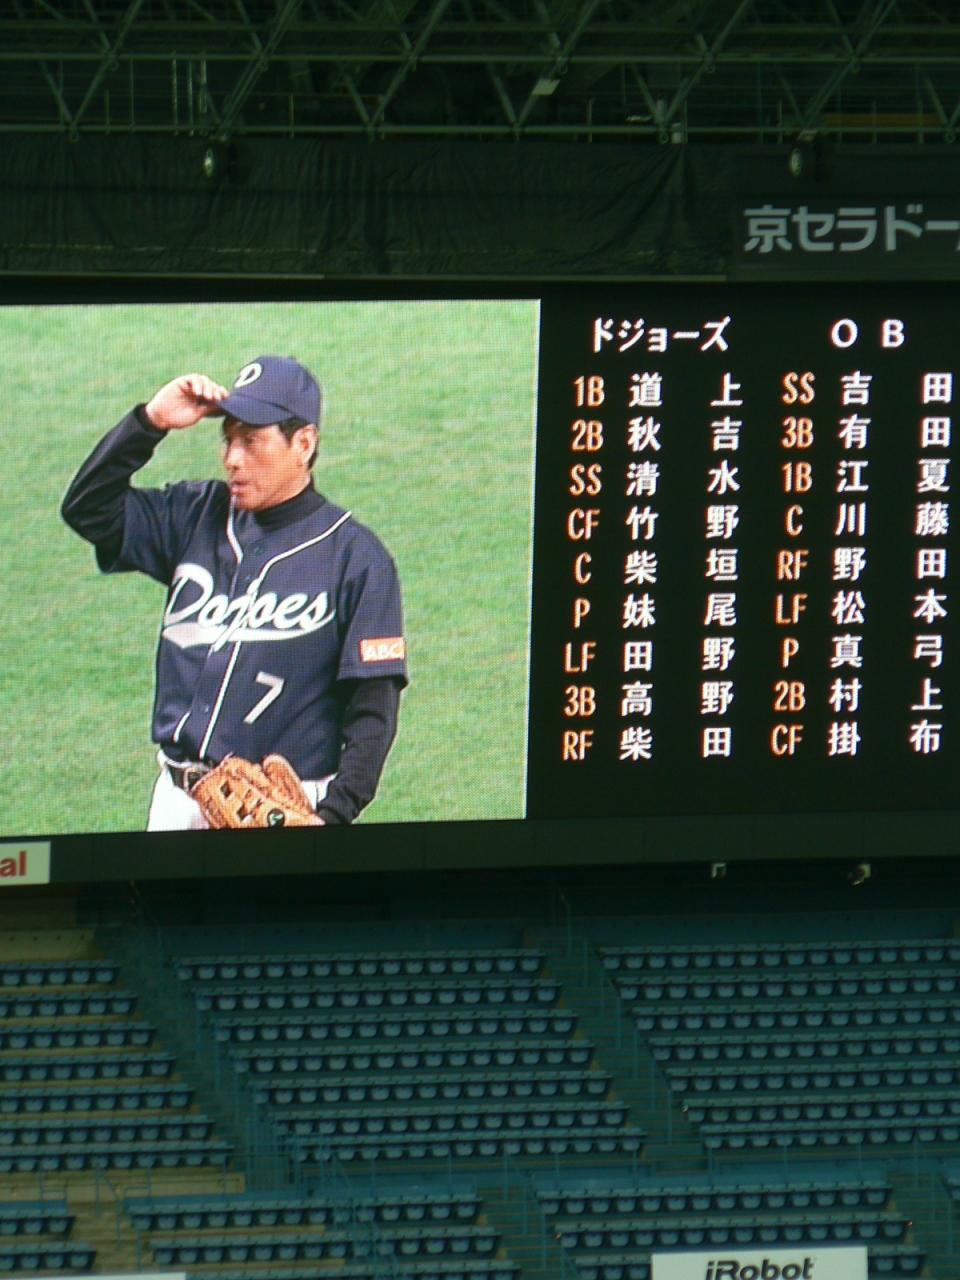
[651,1247,868,1280]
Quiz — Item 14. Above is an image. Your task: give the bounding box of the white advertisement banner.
[0,841,51,887]
[652,1246,868,1280]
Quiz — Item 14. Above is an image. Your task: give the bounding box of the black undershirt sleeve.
[316,676,403,825]
[60,406,165,562]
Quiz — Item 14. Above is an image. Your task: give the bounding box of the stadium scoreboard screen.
[2,281,959,878]
[528,290,956,819]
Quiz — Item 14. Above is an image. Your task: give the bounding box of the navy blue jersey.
[107,477,406,778]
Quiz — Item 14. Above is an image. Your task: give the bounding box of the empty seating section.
[0,960,120,987]
[668,1063,960,1095]
[538,1174,892,1214]
[602,937,960,1153]
[212,1009,578,1044]
[0,1239,96,1272]
[633,999,960,1033]
[538,1174,923,1277]
[150,1226,499,1265]
[175,946,645,1162]
[126,1189,481,1229]
[0,991,136,1018]
[0,1114,215,1144]
[125,1188,518,1280]
[0,948,232,1175]
[194,977,560,1012]
[251,1070,611,1104]
[0,1199,73,1235]
[0,1139,232,1174]
[0,1022,154,1052]
[0,1083,193,1113]
[142,1268,517,1280]
[600,941,960,972]
[233,1040,594,1074]
[0,1200,92,1273]
[0,1051,175,1083]
[177,950,543,979]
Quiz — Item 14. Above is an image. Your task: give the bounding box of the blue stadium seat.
[0,960,119,987]
[0,991,136,1018]
[192,977,559,1014]
[0,1083,192,1114]
[0,1200,73,1236]
[0,1114,214,1145]
[648,1027,960,1065]
[666,1060,960,1096]
[0,1138,232,1173]
[212,1009,578,1045]
[0,1052,175,1084]
[290,1125,644,1162]
[0,1241,95,1271]
[538,1178,892,1217]
[125,1191,481,1233]
[633,998,960,1035]
[230,1039,594,1075]
[251,1069,609,1107]
[0,1022,155,1052]
[599,941,960,973]
[157,1266,517,1280]
[177,950,543,983]
[613,968,960,1004]
[150,1226,500,1265]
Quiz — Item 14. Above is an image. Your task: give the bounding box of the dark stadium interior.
[7,4,960,1280]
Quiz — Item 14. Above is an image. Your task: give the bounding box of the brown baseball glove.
[190,755,323,829]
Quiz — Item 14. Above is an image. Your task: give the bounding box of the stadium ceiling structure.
[3,0,960,145]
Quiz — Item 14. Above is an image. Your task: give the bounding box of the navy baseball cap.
[218,355,322,426]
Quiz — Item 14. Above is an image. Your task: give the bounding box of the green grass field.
[1,299,539,833]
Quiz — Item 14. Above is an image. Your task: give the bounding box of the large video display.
[4,298,538,837]
[2,284,959,870]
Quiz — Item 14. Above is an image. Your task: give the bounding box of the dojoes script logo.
[162,563,336,651]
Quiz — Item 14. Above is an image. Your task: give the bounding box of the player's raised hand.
[144,374,230,430]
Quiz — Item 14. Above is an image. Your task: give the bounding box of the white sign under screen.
[0,842,50,887]
[651,1246,868,1280]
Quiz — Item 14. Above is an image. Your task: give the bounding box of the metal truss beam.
[794,0,900,137]
[367,0,453,130]
[660,0,756,133]
[2,1,960,142]
[514,0,601,129]
[216,0,302,138]
[71,0,146,133]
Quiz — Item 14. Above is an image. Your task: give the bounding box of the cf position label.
[652,1246,867,1280]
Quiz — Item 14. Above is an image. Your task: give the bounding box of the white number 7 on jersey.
[243,671,285,725]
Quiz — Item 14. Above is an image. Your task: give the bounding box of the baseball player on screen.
[62,356,407,830]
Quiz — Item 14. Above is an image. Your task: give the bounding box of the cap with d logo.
[219,355,322,426]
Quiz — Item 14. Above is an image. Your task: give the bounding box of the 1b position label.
[525,286,959,820]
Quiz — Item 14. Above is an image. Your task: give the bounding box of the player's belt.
[165,760,211,792]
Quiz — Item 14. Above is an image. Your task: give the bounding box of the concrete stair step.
[480,1183,575,1280]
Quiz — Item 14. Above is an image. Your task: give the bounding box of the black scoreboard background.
[528,287,957,821]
